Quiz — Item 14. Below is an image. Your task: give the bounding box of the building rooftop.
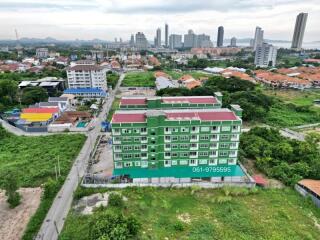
[64,88,106,95]
[48,97,68,102]
[67,65,103,71]
[298,179,320,197]
[120,96,218,106]
[112,108,240,123]
[22,107,59,114]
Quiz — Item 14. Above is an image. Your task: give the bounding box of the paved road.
[36,74,124,240]
[0,119,50,136]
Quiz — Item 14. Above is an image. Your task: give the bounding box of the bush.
[173,221,185,232]
[108,192,124,208]
[7,191,21,208]
[89,212,140,240]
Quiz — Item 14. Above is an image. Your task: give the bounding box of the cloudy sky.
[0,0,319,42]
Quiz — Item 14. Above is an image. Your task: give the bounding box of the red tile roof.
[112,113,146,123]
[120,98,146,105]
[112,110,238,123]
[162,97,217,104]
[22,107,59,114]
[298,179,320,196]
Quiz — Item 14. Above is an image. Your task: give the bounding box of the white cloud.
[0,0,318,41]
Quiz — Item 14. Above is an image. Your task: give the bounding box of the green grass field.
[121,72,155,87]
[0,127,86,187]
[264,89,320,107]
[60,187,320,240]
[107,97,120,121]
[262,89,320,127]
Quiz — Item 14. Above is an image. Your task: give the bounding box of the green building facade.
[111,95,244,182]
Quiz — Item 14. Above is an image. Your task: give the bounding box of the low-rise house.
[63,88,107,99]
[295,179,320,208]
[48,97,69,111]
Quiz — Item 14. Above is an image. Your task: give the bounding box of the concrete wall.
[295,184,320,208]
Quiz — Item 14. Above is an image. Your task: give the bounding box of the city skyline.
[0,0,319,41]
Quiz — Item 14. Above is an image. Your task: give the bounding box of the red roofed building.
[111,95,244,182]
[119,95,222,110]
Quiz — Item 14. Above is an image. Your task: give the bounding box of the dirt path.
[0,188,42,240]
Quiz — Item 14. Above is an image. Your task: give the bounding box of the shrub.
[173,221,185,232]
[7,191,21,208]
[108,192,124,208]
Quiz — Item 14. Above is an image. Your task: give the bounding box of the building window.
[172,152,178,157]
[189,151,197,158]
[228,158,236,164]
[172,136,179,141]
[209,151,217,157]
[114,153,122,160]
[141,161,148,168]
[199,159,208,165]
[181,127,189,132]
[124,162,132,167]
[134,153,140,158]
[134,137,140,142]
[141,145,147,150]
[189,159,198,166]
[165,152,171,157]
[209,159,217,166]
[180,160,188,165]
[180,144,189,149]
[191,135,198,141]
[200,143,209,149]
[210,143,218,149]
[180,152,188,157]
[172,144,178,149]
[232,125,240,132]
[219,159,228,164]
[199,152,208,157]
[230,142,238,149]
[164,160,171,167]
[201,127,210,132]
[140,128,147,134]
[219,151,228,157]
[122,137,131,142]
[220,135,229,141]
[180,135,189,141]
[123,146,133,151]
[122,129,131,134]
[141,153,147,158]
[220,143,229,149]
[114,145,121,151]
[141,136,147,142]
[229,151,237,157]
[165,136,171,142]
[200,135,209,141]
[134,145,140,151]
[221,126,231,132]
[231,134,239,141]
[115,162,122,168]
[211,126,219,132]
[133,128,140,134]
[210,134,218,140]
[135,161,141,167]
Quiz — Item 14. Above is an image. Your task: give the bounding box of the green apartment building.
[111,95,245,183]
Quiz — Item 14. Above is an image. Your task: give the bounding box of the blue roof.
[64,88,106,96]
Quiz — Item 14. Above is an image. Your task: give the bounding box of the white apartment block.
[66,61,107,91]
[254,43,277,68]
[36,48,49,59]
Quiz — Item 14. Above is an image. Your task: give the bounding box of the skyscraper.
[254,43,277,67]
[130,34,135,47]
[169,34,182,49]
[165,23,169,48]
[230,37,237,47]
[217,26,224,47]
[135,32,148,50]
[155,28,161,47]
[291,12,308,49]
[197,34,212,48]
[253,26,264,51]
[184,30,197,48]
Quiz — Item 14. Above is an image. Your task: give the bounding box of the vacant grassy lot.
[107,97,120,121]
[121,72,155,87]
[60,187,320,240]
[0,129,86,187]
[164,70,210,80]
[264,89,320,107]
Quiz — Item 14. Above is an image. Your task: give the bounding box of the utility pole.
[54,164,58,181]
[57,156,61,176]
